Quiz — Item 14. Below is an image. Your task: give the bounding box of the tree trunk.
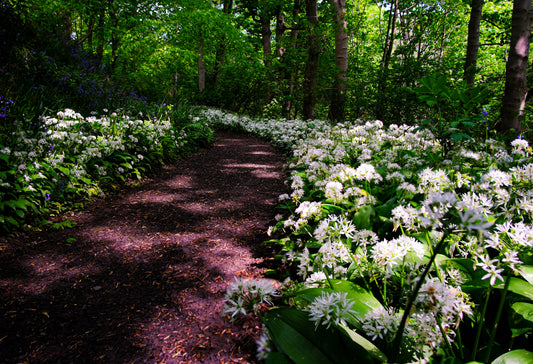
[109,0,119,71]
[213,0,233,85]
[500,0,531,136]
[87,17,95,50]
[382,0,398,71]
[282,0,302,118]
[198,36,206,92]
[303,0,319,120]
[329,0,349,122]
[261,14,272,68]
[375,0,398,120]
[464,0,484,86]
[96,6,106,65]
[224,0,233,13]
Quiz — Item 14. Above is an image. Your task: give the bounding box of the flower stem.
[456,325,465,359]
[391,232,447,362]
[436,315,454,357]
[472,285,492,361]
[483,274,511,363]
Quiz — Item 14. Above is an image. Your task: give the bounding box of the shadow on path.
[0,132,286,363]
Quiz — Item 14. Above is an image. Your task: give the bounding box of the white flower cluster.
[223,278,278,321]
[307,291,356,329]
[1,109,197,200]
[201,109,532,362]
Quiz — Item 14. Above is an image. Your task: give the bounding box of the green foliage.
[264,307,378,364]
[412,74,491,154]
[0,105,214,234]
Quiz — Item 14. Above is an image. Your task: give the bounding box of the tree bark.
[329,0,349,122]
[198,36,206,92]
[261,14,272,68]
[500,0,531,136]
[381,0,398,71]
[282,0,302,118]
[96,5,106,65]
[109,0,119,71]
[375,0,398,120]
[303,0,319,120]
[213,0,233,85]
[464,0,484,86]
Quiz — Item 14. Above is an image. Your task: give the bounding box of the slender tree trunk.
[87,16,95,50]
[224,0,233,13]
[500,0,531,136]
[283,0,302,118]
[213,0,233,85]
[329,0,349,121]
[261,14,272,68]
[303,0,319,120]
[96,6,105,65]
[375,0,398,120]
[260,10,273,103]
[382,0,398,70]
[464,0,484,86]
[109,1,119,71]
[198,36,206,92]
[275,10,286,58]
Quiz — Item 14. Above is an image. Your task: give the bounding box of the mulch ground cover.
[0,132,287,363]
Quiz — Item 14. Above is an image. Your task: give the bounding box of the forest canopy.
[1,0,530,138]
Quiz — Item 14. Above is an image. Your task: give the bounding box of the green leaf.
[507,278,533,300]
[491,349,533,364]
[338,325,388,363]
[265,352,293,364]
[263,307,376,364]
[329,280,383,321]
[511,302,533,324]
[57,166,71,175]
[294,281,383,330]
[464,276,533,300]
[518,266,533,285]
[353,205,375,230]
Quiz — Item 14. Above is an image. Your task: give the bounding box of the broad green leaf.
[265,352,292,364]
[294,281,383,329]
[491,349,533,364]
[507,278,533,300]
[293,288,328,305]
[13,199,31,211]
[330,280,383,320]
[353,205,375,230]
[339,325,387,363]
[57,166,71,175]
[463,277,533,299]
[264,307,333,364]
[518,266,533,285]
[511,302,533,324]
[263,307,375,364]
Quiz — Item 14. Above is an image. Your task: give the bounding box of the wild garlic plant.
[207,109,533,363]
[223,277,279,320]
[1,108,205,232]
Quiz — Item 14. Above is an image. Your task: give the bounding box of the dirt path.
[0,132,286,363]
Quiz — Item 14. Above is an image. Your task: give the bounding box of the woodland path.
[0,132,287,363]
